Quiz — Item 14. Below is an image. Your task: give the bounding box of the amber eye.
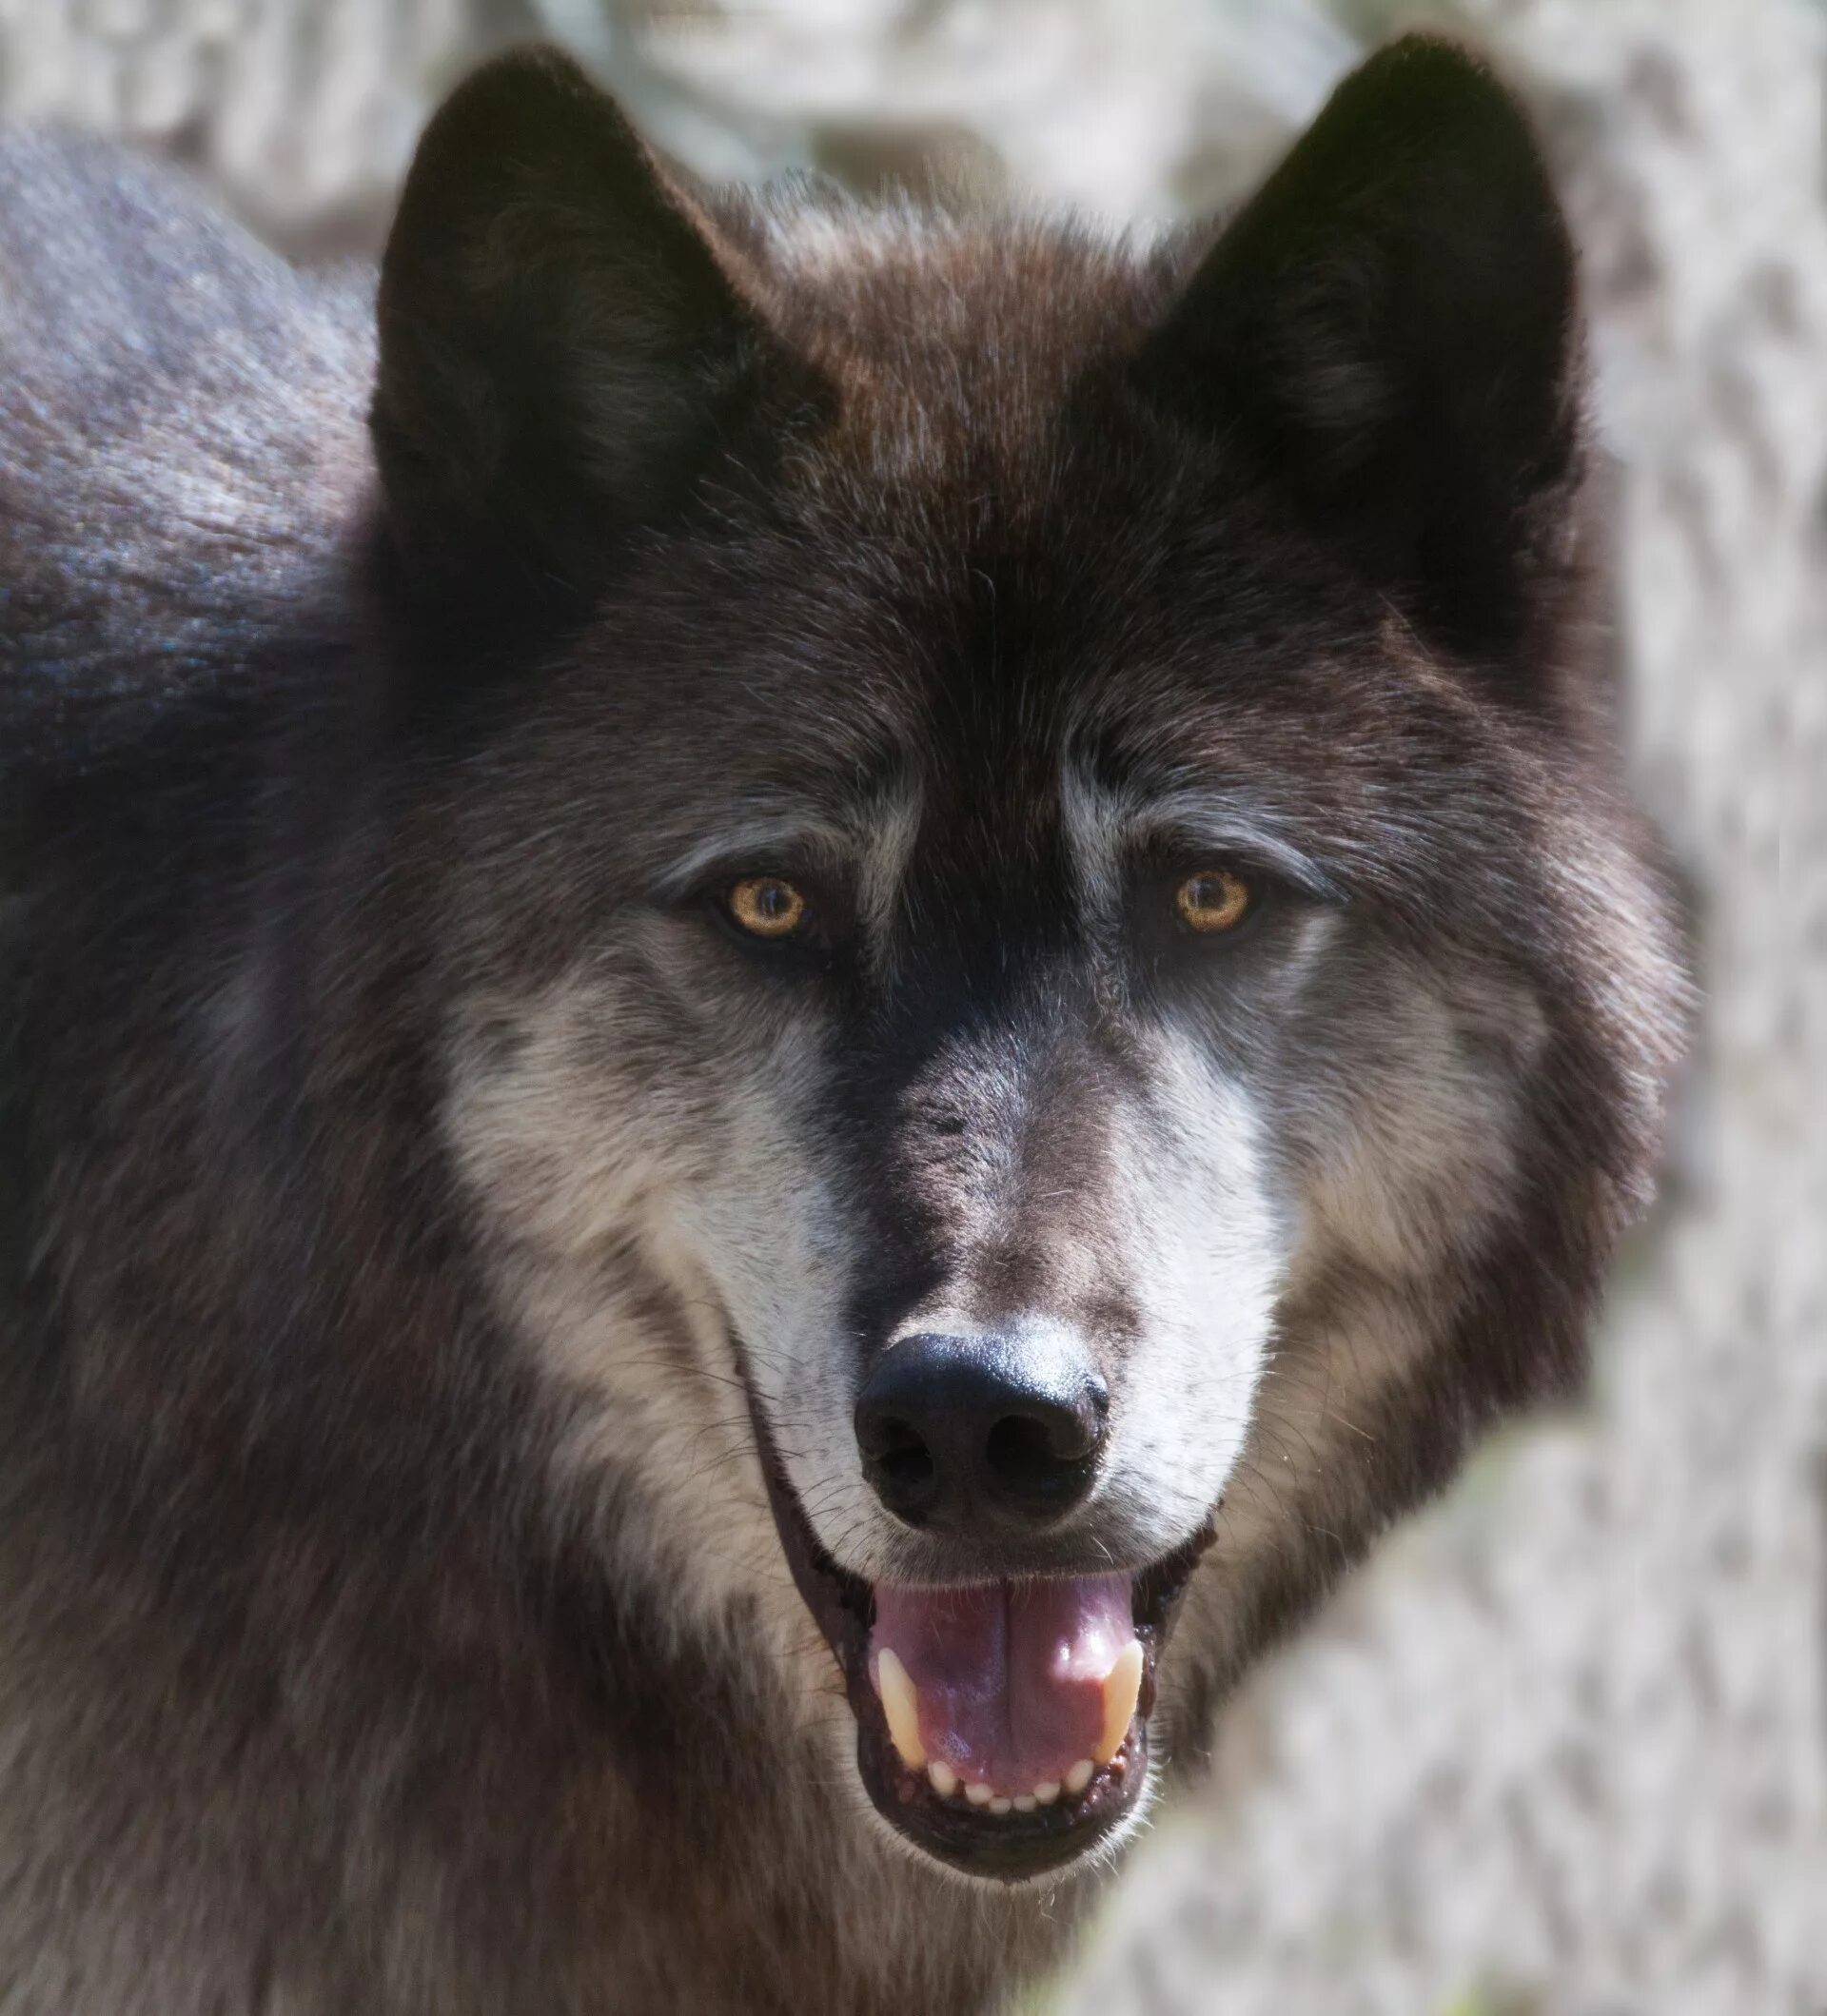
[726,875,809,939]
[1174,868,1253,934]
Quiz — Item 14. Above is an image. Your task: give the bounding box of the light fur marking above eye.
[1174,869,1253,934]
[727,875,809,939]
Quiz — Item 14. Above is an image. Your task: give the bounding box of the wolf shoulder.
[0,130,376,754]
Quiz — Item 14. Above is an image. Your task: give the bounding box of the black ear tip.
[1336,30,1538,137]
[383,42,654,291]
[403,44,629,186]
[1352,31,1500,91]
[434,42,604,120]
[1308,31,1562,248]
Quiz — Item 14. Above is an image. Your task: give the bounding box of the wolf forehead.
[621,211,1398,714]
[462,473,1524,977]
[471,220,1511,912]
[752,208,1182,460]
[383,40,1601,983]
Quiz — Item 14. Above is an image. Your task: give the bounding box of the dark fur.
[1,39,1688,2014]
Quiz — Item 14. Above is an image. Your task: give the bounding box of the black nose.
[854,1329,1109,1532]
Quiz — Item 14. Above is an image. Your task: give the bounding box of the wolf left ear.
[1136,36,1582,658]
[371,48,798,619]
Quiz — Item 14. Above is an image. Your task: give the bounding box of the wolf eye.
[726,875,809,939]
[1174,869,1253,934]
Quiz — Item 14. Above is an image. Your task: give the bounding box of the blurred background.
[2,2,1820,2010]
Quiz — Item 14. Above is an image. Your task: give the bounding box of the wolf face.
[372,42,1687,1883]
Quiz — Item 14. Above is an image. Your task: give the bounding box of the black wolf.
[0,35,1688,2014]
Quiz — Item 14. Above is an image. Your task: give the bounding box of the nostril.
[856,1404,941,1519]
[984,1413,1056,1484]
[857,1407,919,1461]
[877,1440,935,1500]
[983,1408,1099,1507]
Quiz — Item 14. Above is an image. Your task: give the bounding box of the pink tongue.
[870,1575,1133,1792]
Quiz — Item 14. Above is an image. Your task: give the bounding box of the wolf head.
[365,40,1686,1882]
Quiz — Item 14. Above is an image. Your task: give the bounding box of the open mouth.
[743,1373,1213,1882]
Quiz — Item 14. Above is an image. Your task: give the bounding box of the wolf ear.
[371,48,793,617]
[1136,36,1582,657]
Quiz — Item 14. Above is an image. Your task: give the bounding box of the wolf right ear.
[1135,36,1583,660]
[371,48,799,619]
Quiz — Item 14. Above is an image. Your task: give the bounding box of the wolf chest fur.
[0,33,1688,2015]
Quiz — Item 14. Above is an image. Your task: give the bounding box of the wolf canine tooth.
[874,1649,925,1770]
[1094,1639,1145,1765]
[926,1759,957,1797]
[1064,1759,1095,1796]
